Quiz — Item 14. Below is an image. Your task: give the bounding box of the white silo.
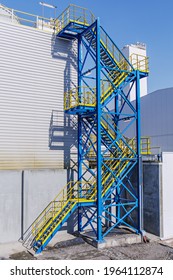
[122,42,148,101]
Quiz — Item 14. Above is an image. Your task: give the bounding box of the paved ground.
[1,235,173,260]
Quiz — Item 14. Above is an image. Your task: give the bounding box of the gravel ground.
[6,237,173,260]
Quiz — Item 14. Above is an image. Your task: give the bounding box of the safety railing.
[64,87,96,110]
[33,180,96,242]
[0,4,55,31]
[100,26,132,72]
[88,135,154,162]
[32,180,96,236]
[130,53,149,73]
[100,54,149,103]
[55,4,95,32]
[20,180,71,246]
[21,179,96,248]
[64,85,112,110]
[55,4,132,73]
[101,114,116,139]
[128,137,151,155]
[140,137,151,154]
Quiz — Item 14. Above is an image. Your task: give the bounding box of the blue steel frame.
[59,14,148,243]
[96,18,103,242]
[76,19,104,241]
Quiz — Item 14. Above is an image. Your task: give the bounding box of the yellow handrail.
[129,136,151,155]
[130,53,149,73]
[64,87,96,110]
[55,4,95,32]
[32,180,96,238]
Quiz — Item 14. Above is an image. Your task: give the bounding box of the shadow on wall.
[49,34,79,233]
[50,32,78,167]
[51,32,77,86]
[50,33,78,170]
[49,111,79,234]
[49,110,77,161]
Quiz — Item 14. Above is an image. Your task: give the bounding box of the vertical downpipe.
[21,170,24,240]
[96,18,102,242]
[136,70,143,233]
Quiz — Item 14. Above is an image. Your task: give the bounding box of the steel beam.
[96,18,103,242]
[136,70,143,233]
[77,36,83,232]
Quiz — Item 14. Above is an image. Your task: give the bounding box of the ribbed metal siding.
[0,21,77,169]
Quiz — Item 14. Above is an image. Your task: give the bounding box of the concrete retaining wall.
[0,171,22,242]
[0,169,72,243]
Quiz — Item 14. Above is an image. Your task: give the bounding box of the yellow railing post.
[106,34,108,49]
[62,13,64,29]
[69,90,72,109]
[76,88,79,106]
[147,137,151,154]
[63,189,64,202]
[64,93,65,110]
[84,9,86,24]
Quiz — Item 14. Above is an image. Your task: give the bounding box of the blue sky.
[1,0,173,93]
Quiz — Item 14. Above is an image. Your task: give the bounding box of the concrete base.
[77,228,142,249]
[160,238,173,249]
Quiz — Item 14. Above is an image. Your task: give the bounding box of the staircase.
[20,143,133,254]
[20,5,149,254]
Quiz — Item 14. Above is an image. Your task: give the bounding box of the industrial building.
[0,3,173,255]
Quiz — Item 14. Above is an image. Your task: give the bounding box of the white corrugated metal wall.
[140,87,173,153]
[0,21,77,169]
[120,87,173,153]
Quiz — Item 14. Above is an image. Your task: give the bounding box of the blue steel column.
[115,93,121,223]
[78,35,82,232]
[136,70,143,233]
[96,18,103,242]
